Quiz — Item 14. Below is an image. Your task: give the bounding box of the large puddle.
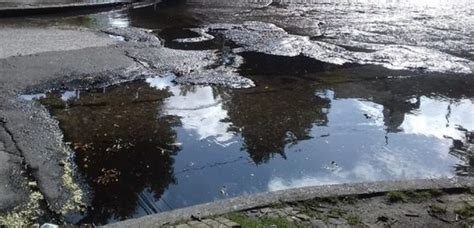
[11,0,474,225]
[24,66,473,224]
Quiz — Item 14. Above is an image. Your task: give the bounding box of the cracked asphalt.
[0,22,254,223]
[0,26,137,221]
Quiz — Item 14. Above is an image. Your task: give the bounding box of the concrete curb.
[0,0,133,17]
[104,177,474,227]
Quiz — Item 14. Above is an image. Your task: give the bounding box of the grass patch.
[387,191,408,203]
[327,208,345,218]
[296,195,359,220]
[339,195,358,205]
[346,214,362,225]
[386,190,444,203]
[226,212,296,228]
[305,195,358,207]
[429,204,447,214]
[455,203,474,218]
[427,189,444,197]
[406,190,443,203]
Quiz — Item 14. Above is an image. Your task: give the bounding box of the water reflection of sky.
[147,75,237,146]
[401,98,473,140]
[29,74,473,224]
[165,87,235,146]
[143,76,469,201]
[267,97,464,191]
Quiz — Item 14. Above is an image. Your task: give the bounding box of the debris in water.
[41,224,58,228]
[220,185,228,196]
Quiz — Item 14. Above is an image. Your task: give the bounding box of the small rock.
[311,219,328,228]
[267,213,279,219]
[290,209,300,215]
[283,207,294,214]
[465,199,474,208]
[187,221,203,226]
[405,213,420,217]
[315,207,330,213]
[291,216,301,222]
[296,214,311,221]
[246,210,260,218]
[225,221,241,228]
[214,217,240,228]
[201,219,220,227]
[377,216,389,222]
[328,218,347,225]
[276,210,286,217]
[190,213,202,221]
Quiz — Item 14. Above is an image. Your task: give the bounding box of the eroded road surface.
[0,0,473,225]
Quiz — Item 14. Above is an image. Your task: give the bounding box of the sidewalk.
[0,0,134,16]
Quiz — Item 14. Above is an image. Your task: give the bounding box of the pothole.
[18,71,474,225]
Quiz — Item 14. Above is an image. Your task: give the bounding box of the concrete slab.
[104,177,474,227]
[0,28,116,59]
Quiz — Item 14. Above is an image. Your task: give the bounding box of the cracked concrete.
[0,121,20,156]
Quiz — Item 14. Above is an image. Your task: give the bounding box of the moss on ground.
[304,195,359,207]
[346,214,362,225]
[0,191,43,226]
[386,189,444,203]
[406,190,443,203]
[60,154,86,215]
[386,191,408,203]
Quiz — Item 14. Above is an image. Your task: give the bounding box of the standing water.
[19,0,474,225]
